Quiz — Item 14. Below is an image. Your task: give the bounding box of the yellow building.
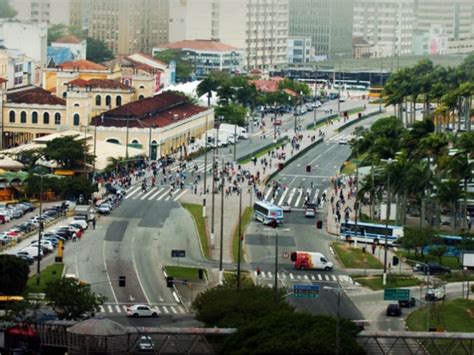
[91,92,214,159]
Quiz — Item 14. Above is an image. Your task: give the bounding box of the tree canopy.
[154,49,193,81]
[86,37,114,63]
[215,103,248,127]
[0,255,29,295]
[45,277,105,320]
[0,0,16,18]
[43,136,94,169]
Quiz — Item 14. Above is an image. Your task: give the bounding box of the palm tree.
[435,179,463,233]
[197,77,219,107]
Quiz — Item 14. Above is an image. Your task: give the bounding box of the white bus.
[253,200,284,225]
[340,221,403,245]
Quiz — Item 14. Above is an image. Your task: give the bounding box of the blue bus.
[340,221,404,245]
[423,235,474,257]
[253,200,284,225]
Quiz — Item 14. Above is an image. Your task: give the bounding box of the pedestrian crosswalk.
[266,186,327,210]
[254,271,355,285]
[328,132,352,143]
[124,186,189,202]
[98,303,186,316]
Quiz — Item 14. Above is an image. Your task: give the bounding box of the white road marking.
[107,305,113,313]
[294,189,303,207]
[313,189,320,204]
[99,306,105,313]
[332,275,337,281]
[123,305,128,313]
[140,187,157,200]
[125,187,140,199]
[156,188,171,201]
[131,234,152,305]
[149,188,164,200]
[162,306,169,314]
[261,271,267,278]
[115,305,122,313]
[102,240,118,304]
[264,187,273,201]
[304,274,309,280]
[311,275,316,281]
[287,188,297,204]
[297,275,302,280]
[325,274,330,281]
[173,190,187,201]
[267,271,273,279]
[178,306,185,313]
[267,283,273,288]
[278,188,289,206]
[289,273,295,280]
[170,306,178,314]
[318,274,322,280]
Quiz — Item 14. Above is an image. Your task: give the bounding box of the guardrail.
[336,109,385,132]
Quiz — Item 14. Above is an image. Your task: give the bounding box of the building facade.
[2,49,34,89]
[287,37,312,64]
[289,0,354,60]
[88,0,169,55]
[0,20,48,65]
[169,0,288,72]
[12,0,73,25]
[353,0,415,58]
[414,0,474,54]
[51,35,87,61]
[412,25,449,55]
[153,40,243,76]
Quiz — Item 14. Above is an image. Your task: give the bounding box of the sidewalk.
[181,106,383,266]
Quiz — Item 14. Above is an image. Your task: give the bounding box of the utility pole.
[383,168,391,286]
[313,66,318,127]
[203,114,208,195]
[211,153,216,248]
[219,158,225,271]
[237,187,243,290]
[36,173,43,285]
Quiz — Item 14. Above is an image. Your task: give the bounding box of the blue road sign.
[171,250,186,258]
[293,284,320,299]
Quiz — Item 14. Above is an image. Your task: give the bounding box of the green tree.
[47,23,68,45]
[60,176,97,201]
[278,78,311,96]
[154,49,193,81]
[86,37,114,63]
[192,284,294,328]
[196,77,219,107]
[0,0,16,18]
[214,103,248,127]
[0,255,29,295]
[43,135,94,169]
[223,311,364,355]
[428,245,448,265]
[45,277,105,320]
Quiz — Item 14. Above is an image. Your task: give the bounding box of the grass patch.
[407,299,474,332]
[224,270,254,286]
[182,203,210,259]
[332,242,383,269]
[27,263,64,294]
[232,207,253,263]
[164,266,207,282]
[438,272,474,283]
[395,249,461,270]
[239,138,289,164]
[347,107,365,115]
[354,274,422,290]
[341,160,356,175]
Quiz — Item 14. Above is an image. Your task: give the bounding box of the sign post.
[384,288,410,301]
[171,250,186,266]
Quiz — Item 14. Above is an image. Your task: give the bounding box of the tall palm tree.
[435,179,463,233]
[197,77,219,107]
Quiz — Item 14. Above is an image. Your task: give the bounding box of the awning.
[54,170,75,176]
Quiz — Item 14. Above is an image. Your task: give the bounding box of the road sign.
[282,252,289,259]
[384,288,410,301]
[293,284,320,299]
[171,250,186,258]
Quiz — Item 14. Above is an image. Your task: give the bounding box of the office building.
[287,37,313,64]
[414,0,474,54]
[353,0,415,58]
[289,0,353,60]
[169,0,289,72]
[88,0,169,56]
[12,0,73,25]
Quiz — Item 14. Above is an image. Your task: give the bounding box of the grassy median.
[354,274,422,290]
[164,266,207,282]
[238,138,289,164]
[27,263,64,294]
[232,207,253,263]
[332,242,383,269]
[182,203,210,259]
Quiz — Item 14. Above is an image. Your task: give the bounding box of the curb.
[162,268,190,313]
[336,109,385,132]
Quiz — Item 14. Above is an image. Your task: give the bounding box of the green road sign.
[384,288,410,301]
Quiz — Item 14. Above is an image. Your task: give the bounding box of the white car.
[70,219,88,230]
[126,304,159,318]
[281,202,292,212]
[30,240,54,252]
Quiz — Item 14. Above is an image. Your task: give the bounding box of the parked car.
[414,263,451,275]
[97,204,111,215]
[126,304,159,318]
[30,240,54,253]
[386,303,402,317]
[425,287,445,301]
[0,235,14,245]
[281,202,291,212]
[70,220,88,230]
[16,254,35,265]
[20,247,43,260]
[398,297,416,308]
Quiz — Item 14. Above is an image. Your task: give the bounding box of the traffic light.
[119,276,126,287]
[166,276,174,288]
[198,269,204,280]
[392,256,399,266]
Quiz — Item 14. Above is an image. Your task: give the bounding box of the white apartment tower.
[353,0,415,58]
[169,0,289,72]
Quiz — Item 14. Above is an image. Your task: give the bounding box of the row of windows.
[95,95,122,107]
[8,111,81,126]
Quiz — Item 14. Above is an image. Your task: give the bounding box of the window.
[74,103,80,107]
[9,111,15,123]
[32,111,38,124]
[54,113,61,125]
[62,92,67,98]
[73,114,80,126]
[139,95,145,100]
[106,138,120,144]
[116,96,122,106]
[43,112,49,124]
[95,95,101,106]
[105,95,111,106]
[20,111,27,123]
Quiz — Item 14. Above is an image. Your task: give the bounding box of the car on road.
[136,335,155,352]
[386,303,402,317]
[304,203,316,218]
[425,287,445,301]
[398,297,416,308]
[126,304,159,318]
[281,202,291,212]
[337,138,348,145]
[414,263,451,275]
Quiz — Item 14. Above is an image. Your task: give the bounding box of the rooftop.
[7,86,66,106]
[55,59,108,71]
[160,40,239,52]
[67,78,133,91]
[92,92,208,129]
[53,35,83,44]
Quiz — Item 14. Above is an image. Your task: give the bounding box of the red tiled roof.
[283,88,298,97]
[92,92,207,129]
[250,80,279,93]
[0,77,7,84]
[67,78,132,90]
[160,40,238,52]
[7,87,66,106]
[58,59,108,71]
[54,35,83,44]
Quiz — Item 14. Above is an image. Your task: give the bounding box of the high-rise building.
[414,0,474,54]
[89,0,169,56]
[353,0,415,58]
[169,0,289,72]
[289,0,353,60]
[12,0,72,25]
[69,0,90,31]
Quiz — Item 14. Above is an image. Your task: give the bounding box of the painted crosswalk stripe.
[107,305,113,313]
[289,273,295,280]
[149,187,164,200]
[313,189,320,204]
[267,271,273,279]
[264,187,273,201]
[278,188,289,206]
[165,190,180,201]
[297,275,302,280]
[162,306,169,314]
[254,271,258,277]
[332,275,337,281]
[170,306,178,314]
[311,275,316,281]
[325,275,330,281]
[156,188,171,201]
[125,187,140,199]
[173,190,187,201]
[99,306,105,313]
[304,274,309,280]
[115,305,122,313]
[294,189,303,207]
[140,187,157,200]
[178,306,185,313]
[261,271,267,278]
[122,305,128,313]
[318,274,322,280]
[287,188,297,205]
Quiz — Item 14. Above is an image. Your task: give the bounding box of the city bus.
[368,86,384,99]
[339,221,404,245]
[253,200,284,225]
[423,234,474,257]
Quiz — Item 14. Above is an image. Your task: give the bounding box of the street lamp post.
[380,158,394,286]
[313,66,318,127]
[36,172,44,285]
[211,153,217,248]
[203,114,208,195]
[219,158,225,272]
[237,187,243,290]
[264,227,290,304]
